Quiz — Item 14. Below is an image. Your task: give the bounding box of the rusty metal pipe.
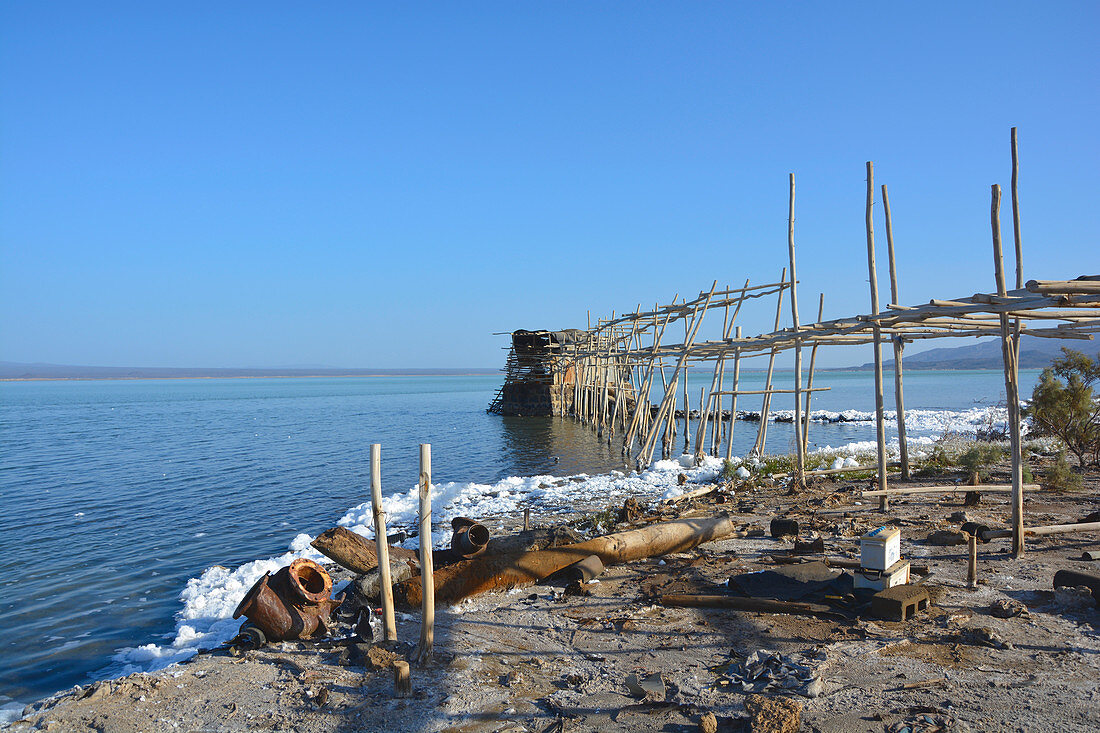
[451,522,490,558]
[233,558,342,642]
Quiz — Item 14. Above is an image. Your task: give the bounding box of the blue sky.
[1,2,1097,368]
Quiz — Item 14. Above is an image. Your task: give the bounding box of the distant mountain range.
[0,362,498,380]
[855,335,1096,370]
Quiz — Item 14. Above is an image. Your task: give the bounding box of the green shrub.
[719,459,740,482]
[1025,349,1100,467]
[958,445,1006,484]
[1044,451,1083,491]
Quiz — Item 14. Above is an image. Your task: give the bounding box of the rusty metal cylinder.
[233,558,341,642]
[451,522,490,558]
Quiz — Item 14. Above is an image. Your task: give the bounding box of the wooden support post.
[787,173,806,489]
[393,660,411,697]
[414,444,435,664]
[523,507,530,532]
[641,285,716,465]
[682,318,690,454]
[370,444,397,642]
[1009,127,1024,459]
[695,386,705,460]
[967,532,978,589]
[753,269,787,456]
[991,184,1025,557]
[623,307,671,455]
[882,184,911,481]
[711,292,729,454]
[1011,127,1024,292]
[866,162,889,511]
[695,361,722,462]
[725,326,742,461]
[713,279,749,457]
[802,294,824,456]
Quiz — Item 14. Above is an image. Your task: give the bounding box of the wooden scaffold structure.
[489,128,1099,559]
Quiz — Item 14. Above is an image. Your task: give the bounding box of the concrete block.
[871,584,930,621]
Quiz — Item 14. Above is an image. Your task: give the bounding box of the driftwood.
[310,526,419,575]
[394,515,742,606]
[860,484,1038,498]
[982,521,1100,540]
[660,594,832,616]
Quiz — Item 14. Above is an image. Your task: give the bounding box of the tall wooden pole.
[787,173,806,489]
[866,162,889,511]
[882,184,911,481]
[725,326,742,461]
[414,444,435,664]
[1011,127,1024,292]
[682,318,690,454]
[753,269,787,456]
[370,444,397,642]
[1009,127,1024,436]
[992,185,1025,557]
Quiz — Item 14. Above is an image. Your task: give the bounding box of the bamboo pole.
[683,317,690,453]
[625,305,671,455]
[802,293,824,455]
[981,521,1100,540]
[414,444,434,665]
[753,269,787,456]
[966,532,978,589]
[1011,128,1024,292]
[370,444,397,642]
[725,326,742,461]
[711,291,729,455]
[882,184,910,481]
[992,184,1025,557]
[787,173,805,488]
[641,284,716,465]
[866,162,889,511]
[860,483,1036,497]
[713,279,750,456]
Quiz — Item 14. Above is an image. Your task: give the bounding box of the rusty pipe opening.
[287,558,332,604]
[451,522,490,558]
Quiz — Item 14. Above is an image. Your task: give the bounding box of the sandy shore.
[6,459,1100,732]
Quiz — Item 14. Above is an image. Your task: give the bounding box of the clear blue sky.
[2,2,1097,368]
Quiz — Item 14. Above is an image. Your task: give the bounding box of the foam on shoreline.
[102,403,1016,684]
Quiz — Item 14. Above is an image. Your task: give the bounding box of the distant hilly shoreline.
[851,335,1096,371]
[0,362,498,381]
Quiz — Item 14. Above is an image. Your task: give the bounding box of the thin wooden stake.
[683,318,690,453]
[991,184,1025,557]
[787,173,805,489]
[967,532,978,589]
[725,326,742,461]
[866,162,889,510]
[370,444,397,642]
[882,184,910,481]
[414,444,435,664]
[753,269,787,456]
[393,660,411,697]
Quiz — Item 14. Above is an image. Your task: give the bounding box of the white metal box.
[854,558,911,591]
[861,526,901,571]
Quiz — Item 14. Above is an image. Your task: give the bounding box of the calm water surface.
[0,370,1038,708]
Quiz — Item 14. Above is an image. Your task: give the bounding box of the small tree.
[1024,348,1100,468]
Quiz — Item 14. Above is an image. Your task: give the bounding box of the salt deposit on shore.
[98,402,1015,689]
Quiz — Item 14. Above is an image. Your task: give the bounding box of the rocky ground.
[7,460,1100,733]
